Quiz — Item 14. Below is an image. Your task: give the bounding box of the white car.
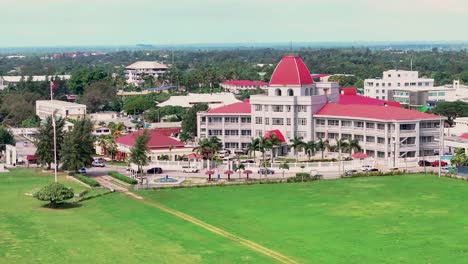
[77,167,87,174]
[92,161,105,167]
[182,166,199,173]
[362,165,373,171]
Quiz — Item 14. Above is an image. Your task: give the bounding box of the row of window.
[316,119,387,130]
[202,117,252,123]
[254,105,308,112]
[428,92,446,97]
[256,117,307,126]
[367,82,431,87]
[207,129,252,136]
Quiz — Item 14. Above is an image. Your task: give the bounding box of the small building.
[220,80,268,93]
[157,92,241,109]
[125,61,168,87]
[36,100,86,120]
[115,129,191,161]
[0,75,71,90]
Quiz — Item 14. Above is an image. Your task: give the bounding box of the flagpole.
[50,81,57,182]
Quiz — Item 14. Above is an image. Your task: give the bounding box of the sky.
[1,0,467,47]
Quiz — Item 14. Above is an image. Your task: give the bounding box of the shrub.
[346,170,406,178]
[33,182,74,208]
[73,174,100,187]
[108,171,138,185]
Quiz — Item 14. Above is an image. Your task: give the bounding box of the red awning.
[185,153,203,159]
[205,170,215,175]
[352,153,369,159]
[263,129,286,143]
[224,170,234,174]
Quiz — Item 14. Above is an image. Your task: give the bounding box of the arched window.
[275,89,282,96]
[287,89,294,96]
[305,88,309,96]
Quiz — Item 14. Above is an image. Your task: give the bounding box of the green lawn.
[0,169,271,264]
[137,175,468,263]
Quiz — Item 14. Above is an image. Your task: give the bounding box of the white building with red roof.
[197,55,445,159]
[220,80,268,93]
[114,129,192,161]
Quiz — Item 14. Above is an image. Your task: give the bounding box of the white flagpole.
[52,115,58,182]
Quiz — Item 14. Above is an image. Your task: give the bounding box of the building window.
[388,83,391,87]
[275,89,282,96]
[241,130,251,136]
[225,130,239,136]
[366,136,375,143]
[355,121,364,128]
[264,105,269,111]
[354,135,364,141]
[255,130,263,137]
[288,89,294,96]
[225,117,239,123]
[388,74,391,77]
[316,119,325,126]
[296,105,307,112]
[377,137,385,144]
[286,118,291,125]
[397,83,401,86]
[377,124,386,130]
[255,117,262,124]
[272,118,284,125]
[265,118,270,125]
[298,118,307,126]
[328,120,339,126]
[241,117,251,123]
[329,133,338,139]
[316,132,325,138]
[208,117,222,123]
[286,106,291,112]
[208,130,223,136]
[298,131,307,138]
[255,105,262,111]
[342,134,352,139]
[376,83,380,87]
[341,121,352,127]
[272,105,283,112]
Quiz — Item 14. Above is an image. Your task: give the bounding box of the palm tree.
[317,138,329,160]
[193,136,223,170]
[108,122,126,139]
[289,136,305,162]
[279,161,289,178]
[258,137,272,176]
[304,140,317,161]
[246,138,260,159]
[346,138,362,154]
[97,135,108,155]
[268,134,282,162]
[236,163,245,179]
[334,138,349,176]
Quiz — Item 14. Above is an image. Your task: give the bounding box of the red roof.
[207,99,251,114]
[264,129,286,143]
[339,88,401,107]
[269,55,313,86]
[316,103,441,121]
[116,129,184,149]
[221,80,268,87]
[459,133,468,139]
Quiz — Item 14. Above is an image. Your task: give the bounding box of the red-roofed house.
[196,55,445,159]
[115,129,192,161]
[220,80,268,93]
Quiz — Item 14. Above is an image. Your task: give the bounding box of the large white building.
[0,75,71,90]
[220,80,268,93]
[125,61,168,87]
[36,100,86,120]
[364,70,467,107]
[197,55,444,159]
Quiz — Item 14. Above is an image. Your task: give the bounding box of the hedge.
[73,174,100,187]
[108,171,138,185]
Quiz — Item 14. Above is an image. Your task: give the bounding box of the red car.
[431,160,448,167]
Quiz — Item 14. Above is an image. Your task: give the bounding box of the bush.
[33,182,74,208]
[346,170,406,178]
[73,174,100,187]
[287,173,322,183]
[108,171,138,184]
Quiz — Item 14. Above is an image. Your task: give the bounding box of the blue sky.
[1,0,467,47]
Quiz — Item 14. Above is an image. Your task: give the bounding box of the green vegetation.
[0,125,15,145]
[72,173,100,187]
[129,130,150,180]
[33,182,74,208]
[430,101,468,125]
[0,169,271,263]
[108,171,137,184]
[61,119,95,171]
[138,174,468,263]
[181,103,208,139]
[34,116,65,170]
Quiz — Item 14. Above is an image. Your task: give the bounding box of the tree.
[123,95,155,115]
[258,137,272,176]
[235,163,245,179]
[346,138,362,154]
[80,81,117,113]
[61,119,95,171]
[451,148,468,166]
[33,182,74,208]
[108,122,126,139]
[289,136,305,162]
[181,103,208,139]
[333,138,349,176]
[317,138,330,160]
[129,130,150,182]
[69,68,109,95]
[431,101,468,125]
[268,134,283,162]
[246,138,260,159]
[304,140,317,161]
[0,126,15,145]
[193,136,223,169]
[279,161,289,178]
[35,116,65,170]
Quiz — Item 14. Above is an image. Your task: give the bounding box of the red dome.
[269,55,313,86]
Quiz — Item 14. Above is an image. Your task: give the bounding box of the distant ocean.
[0,42,467,54]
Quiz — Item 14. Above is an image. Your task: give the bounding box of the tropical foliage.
[33,182,74,208]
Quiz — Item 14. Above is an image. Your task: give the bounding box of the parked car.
[362,165,374,171]
[77,167,87,174]
[182,166,199,173]
[388,167,399,171]
[431,160,448,167]
[146,167,163,174]
[240,159,255,164]
[92,161,105,167]
[345,169,358,176]
[367,168,379,172]
[94,157,105,163]
[418,160,431,167]
[258,168,275,174]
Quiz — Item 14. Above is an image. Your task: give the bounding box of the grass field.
[0,169,272,264]
[2,169,468,263]
[137,175,468,263]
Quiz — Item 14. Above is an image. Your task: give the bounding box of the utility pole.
[438,116,443,177]
[50,81,58,182]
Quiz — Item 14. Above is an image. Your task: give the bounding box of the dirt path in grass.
[126,192,299,264]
